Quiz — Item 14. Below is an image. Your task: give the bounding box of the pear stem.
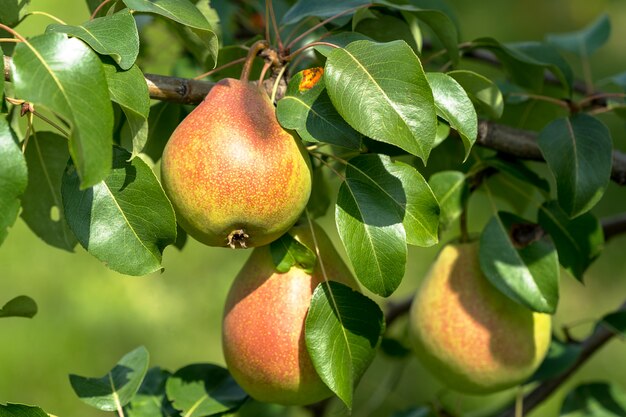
[240,40,269,82]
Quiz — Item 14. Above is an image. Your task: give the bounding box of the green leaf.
[0,117,27,246]
[426,72,477,159]
[277,69,361,149]
[0,295,37,318]
[47,9,139,70]
[479,211,560,314]
[510,42,574,95]
[530,338,582,382]
[325,40,436,162]
[305,281,384,408]
[70,346,150,411]
[336,177,406,297]
[538,201,604,281]
[0,404,49,417]
[547,14,611,58]
[21,132,77,251]
[307,167,331,219]
[270,232,317,273]
[447,70,504,119]
[124,367,180,417]
[1,48,4,99]
[537,114,612,218]
[354,12,419,52]
[103,62,150,158]
[122,0,218,68]
[165,364,248,417]
[11,33,114,188]
[483,157,550,193]
[0,0,29,27]
[601,311,626,337]
[428,170,468,231]
[468,38,571,92]
[346,154,439,247]
[62,146,177,276]
[561,383,626,417]
[282,0,370,25]
[412,9,459,65]
[142,101,182,162]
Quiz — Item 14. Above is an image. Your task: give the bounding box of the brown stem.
[144,73,215,104]
[0,23,27,43]
[90,0,113,20]
[240,40,269,82]
[193,56,247,80]
[284,41,339,61]
[267,0,283,50]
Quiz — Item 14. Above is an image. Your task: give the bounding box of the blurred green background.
[2,1,626,416]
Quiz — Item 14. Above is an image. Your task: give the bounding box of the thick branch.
[478,120,626,185]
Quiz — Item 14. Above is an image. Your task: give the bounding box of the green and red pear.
[161,78,312,249]
[222,222,358,405]
[409,242,552,394]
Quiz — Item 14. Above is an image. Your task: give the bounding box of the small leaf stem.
[240,40,269,82]
[0,24,27,43]
[578,92,626,107]
[270,64,288,103]
[309,152,346,181]
[0,38,21,44]
[284,41,339,61]
[21,113,33,153]
[507,92,570,110]
[23,11,67,25]
[90,0,113,20]
[193,57,247,80]
[267,0,284,50]
[285,4,372,50]
[283,16,315,46]
[265,0,271,47]
[258,61,272,84]
[311,150,350,166]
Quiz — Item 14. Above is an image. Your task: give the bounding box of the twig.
[90,0,112,20]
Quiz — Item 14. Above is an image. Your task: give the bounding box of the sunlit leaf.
[447,70,503,119]
[480,211,559,314]
[336,177,406,297]
[70,346,150,411]
[124,367,180,417]
[305,281,384,408]
[426,72,477,158]
[428,170,468,231]
[21,132,77,251]
[11,33,113,188]
[165,364,248,417]
[270,232,316,273]
[62,146,177,276]
[47,9,139,70]
[0,117,27,246]
[325,40,436,162]
[0,404,49,417]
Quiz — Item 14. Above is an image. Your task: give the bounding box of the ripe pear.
[160,78,312,248]
[222,222,358,405]
[409,242,551,394]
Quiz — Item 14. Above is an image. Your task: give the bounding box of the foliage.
[1,0,625,416]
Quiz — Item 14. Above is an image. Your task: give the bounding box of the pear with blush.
[160,78,312,249]
[222,223,358,405]
[409,242,552,394]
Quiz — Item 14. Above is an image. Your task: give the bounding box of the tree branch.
[3,55,626,185]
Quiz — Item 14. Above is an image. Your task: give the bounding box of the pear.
[160,78,312,248]
[408,242,551,394]
[222,222,358,405]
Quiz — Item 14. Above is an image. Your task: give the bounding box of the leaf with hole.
[537,114,612,218]
[47,9,139,70]
[325,40,436,162]
[20,132,77,251]
[277,69,361,149]
[69,346,150,411]
[336,176,406,297]
[0,117,27,246]
[346,154,439,247]
[165,363,248,417]
[537,200,603,281]
[305,281,384,408]
[479,211,559,314]
[426,72,477,159]
[0,295,37,319]
[11,32,113,188]
[61,146,177,276]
